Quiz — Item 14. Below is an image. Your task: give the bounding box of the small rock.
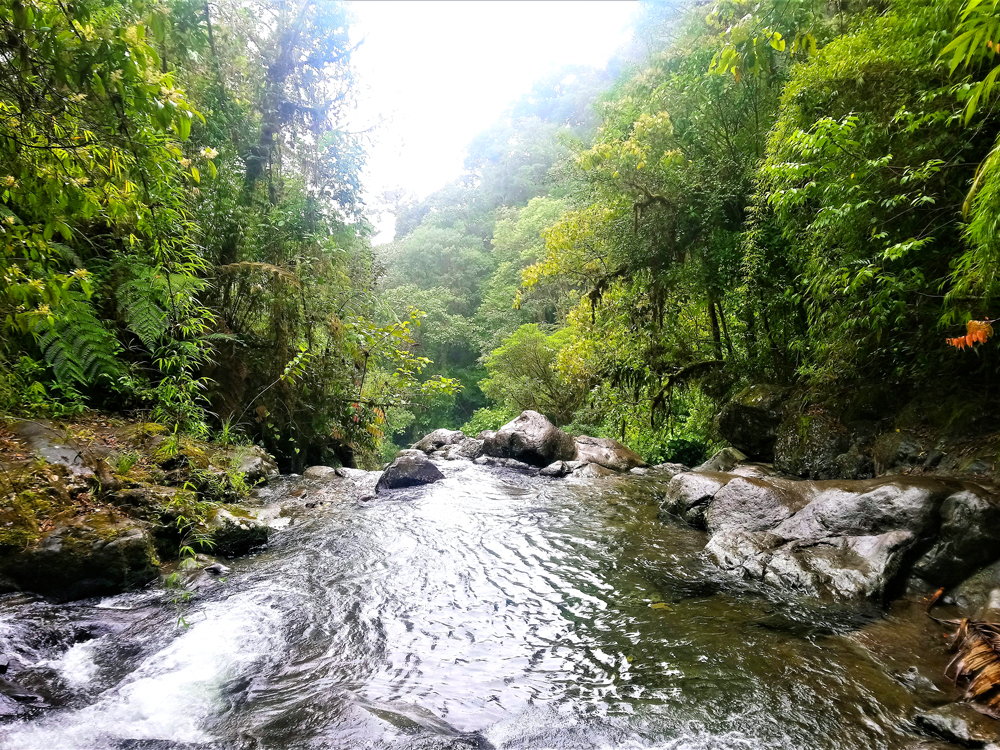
[540,461,570,477]
[916,703,1000,747]
[0,655,8,674]
[695,447,747,473]
[203,562,230,577]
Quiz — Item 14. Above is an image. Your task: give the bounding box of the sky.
[347,1,639,241]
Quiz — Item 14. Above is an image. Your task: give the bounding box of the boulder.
[774,409,850,479]
[915,703,1000,747]
[572,462,615,479]
[715,385,789,460]
[206,508,270,558]
[772,478,952,540]
[413,429,465,453]
[659,472,730,528]
[705,476,814,534]
[707,528,916,602]
[872,429,924,475]
[949,559,1000,620]
[695,447,747,473]
[0,512,159,601]
[375,454,445,493]
[573,436,646,472]
[482,411,576,467]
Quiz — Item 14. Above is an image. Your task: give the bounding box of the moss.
[0,490,50,549]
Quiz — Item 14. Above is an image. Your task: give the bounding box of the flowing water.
[0,462,960,749]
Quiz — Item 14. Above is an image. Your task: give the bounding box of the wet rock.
[473,456,538,473]
[540,461,570,477]
[896,666,941,694]
[916,703,1000,747]
[0,655,8,674]
[695,447,747,473]
[773,478,952,540]
[774,409,851,479]
[659,472,730,528]
[8,419,98,478]
[707,528,916,602]
[0,512,159,601]
[649,462,690,479]
[413,429,465,453]
[434,438,485,461]
[206,508,269,558]
[376,454,445,493]
[572,462,614,479]
[705,476,813,534]
[573,436,646,472]
[303,465,341,480]
[0,674,46,712]
[950,559,1000,619]
[911,488,1000,587]
[476,430,496,441]
[715,384,789,460]
[483,411,576,467]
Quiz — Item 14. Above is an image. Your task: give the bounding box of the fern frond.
[32,297,121,386]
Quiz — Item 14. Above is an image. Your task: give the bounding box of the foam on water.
[1,591,285,750]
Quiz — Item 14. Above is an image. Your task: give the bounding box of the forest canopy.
[3,0,1000,468]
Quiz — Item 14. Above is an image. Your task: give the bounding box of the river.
[0,462,958,749]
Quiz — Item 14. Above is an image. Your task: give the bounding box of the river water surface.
[0,462,960,749]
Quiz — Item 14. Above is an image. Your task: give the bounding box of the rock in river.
[376,454,445,493]
[573,435,646,471]
[482,411,576,467]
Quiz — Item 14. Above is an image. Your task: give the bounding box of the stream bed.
[0,462,963,749]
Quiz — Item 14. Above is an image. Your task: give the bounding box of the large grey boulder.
[707,528,916,602]
[435,438,485,461]
[715,385,789,460]
[705,476,814,534]
[375,454,445,493]
[773,478,952,540]
[573,436,646,471]
[413,429,465,453]
[482,411,576,467]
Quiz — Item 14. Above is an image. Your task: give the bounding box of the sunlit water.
[0,463,958,749]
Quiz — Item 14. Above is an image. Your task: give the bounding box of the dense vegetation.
[4,0,1000,468]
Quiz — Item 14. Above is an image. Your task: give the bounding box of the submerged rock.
[915,703,1000,747]
[540,461,570,477]
[483,411,576,467]
[376,454,445,493]
[573,436,646,471]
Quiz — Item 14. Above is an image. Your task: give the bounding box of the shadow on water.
[0,464,965,749]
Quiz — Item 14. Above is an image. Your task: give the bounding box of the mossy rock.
[715,384,790,460]
[774,408,850,479]
[0,511,159,601]
[206,507,269,558]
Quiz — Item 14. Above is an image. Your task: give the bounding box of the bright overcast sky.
[347,1,638,240]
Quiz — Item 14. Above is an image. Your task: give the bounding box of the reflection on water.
[0,463,960,749]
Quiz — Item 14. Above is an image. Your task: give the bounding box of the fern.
[117,275,169,350]
[31,296,121,387]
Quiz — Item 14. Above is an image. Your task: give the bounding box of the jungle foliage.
[0,0,457,469]
[381,0,1000,463]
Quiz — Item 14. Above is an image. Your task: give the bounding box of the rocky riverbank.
[0,416,281,602]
